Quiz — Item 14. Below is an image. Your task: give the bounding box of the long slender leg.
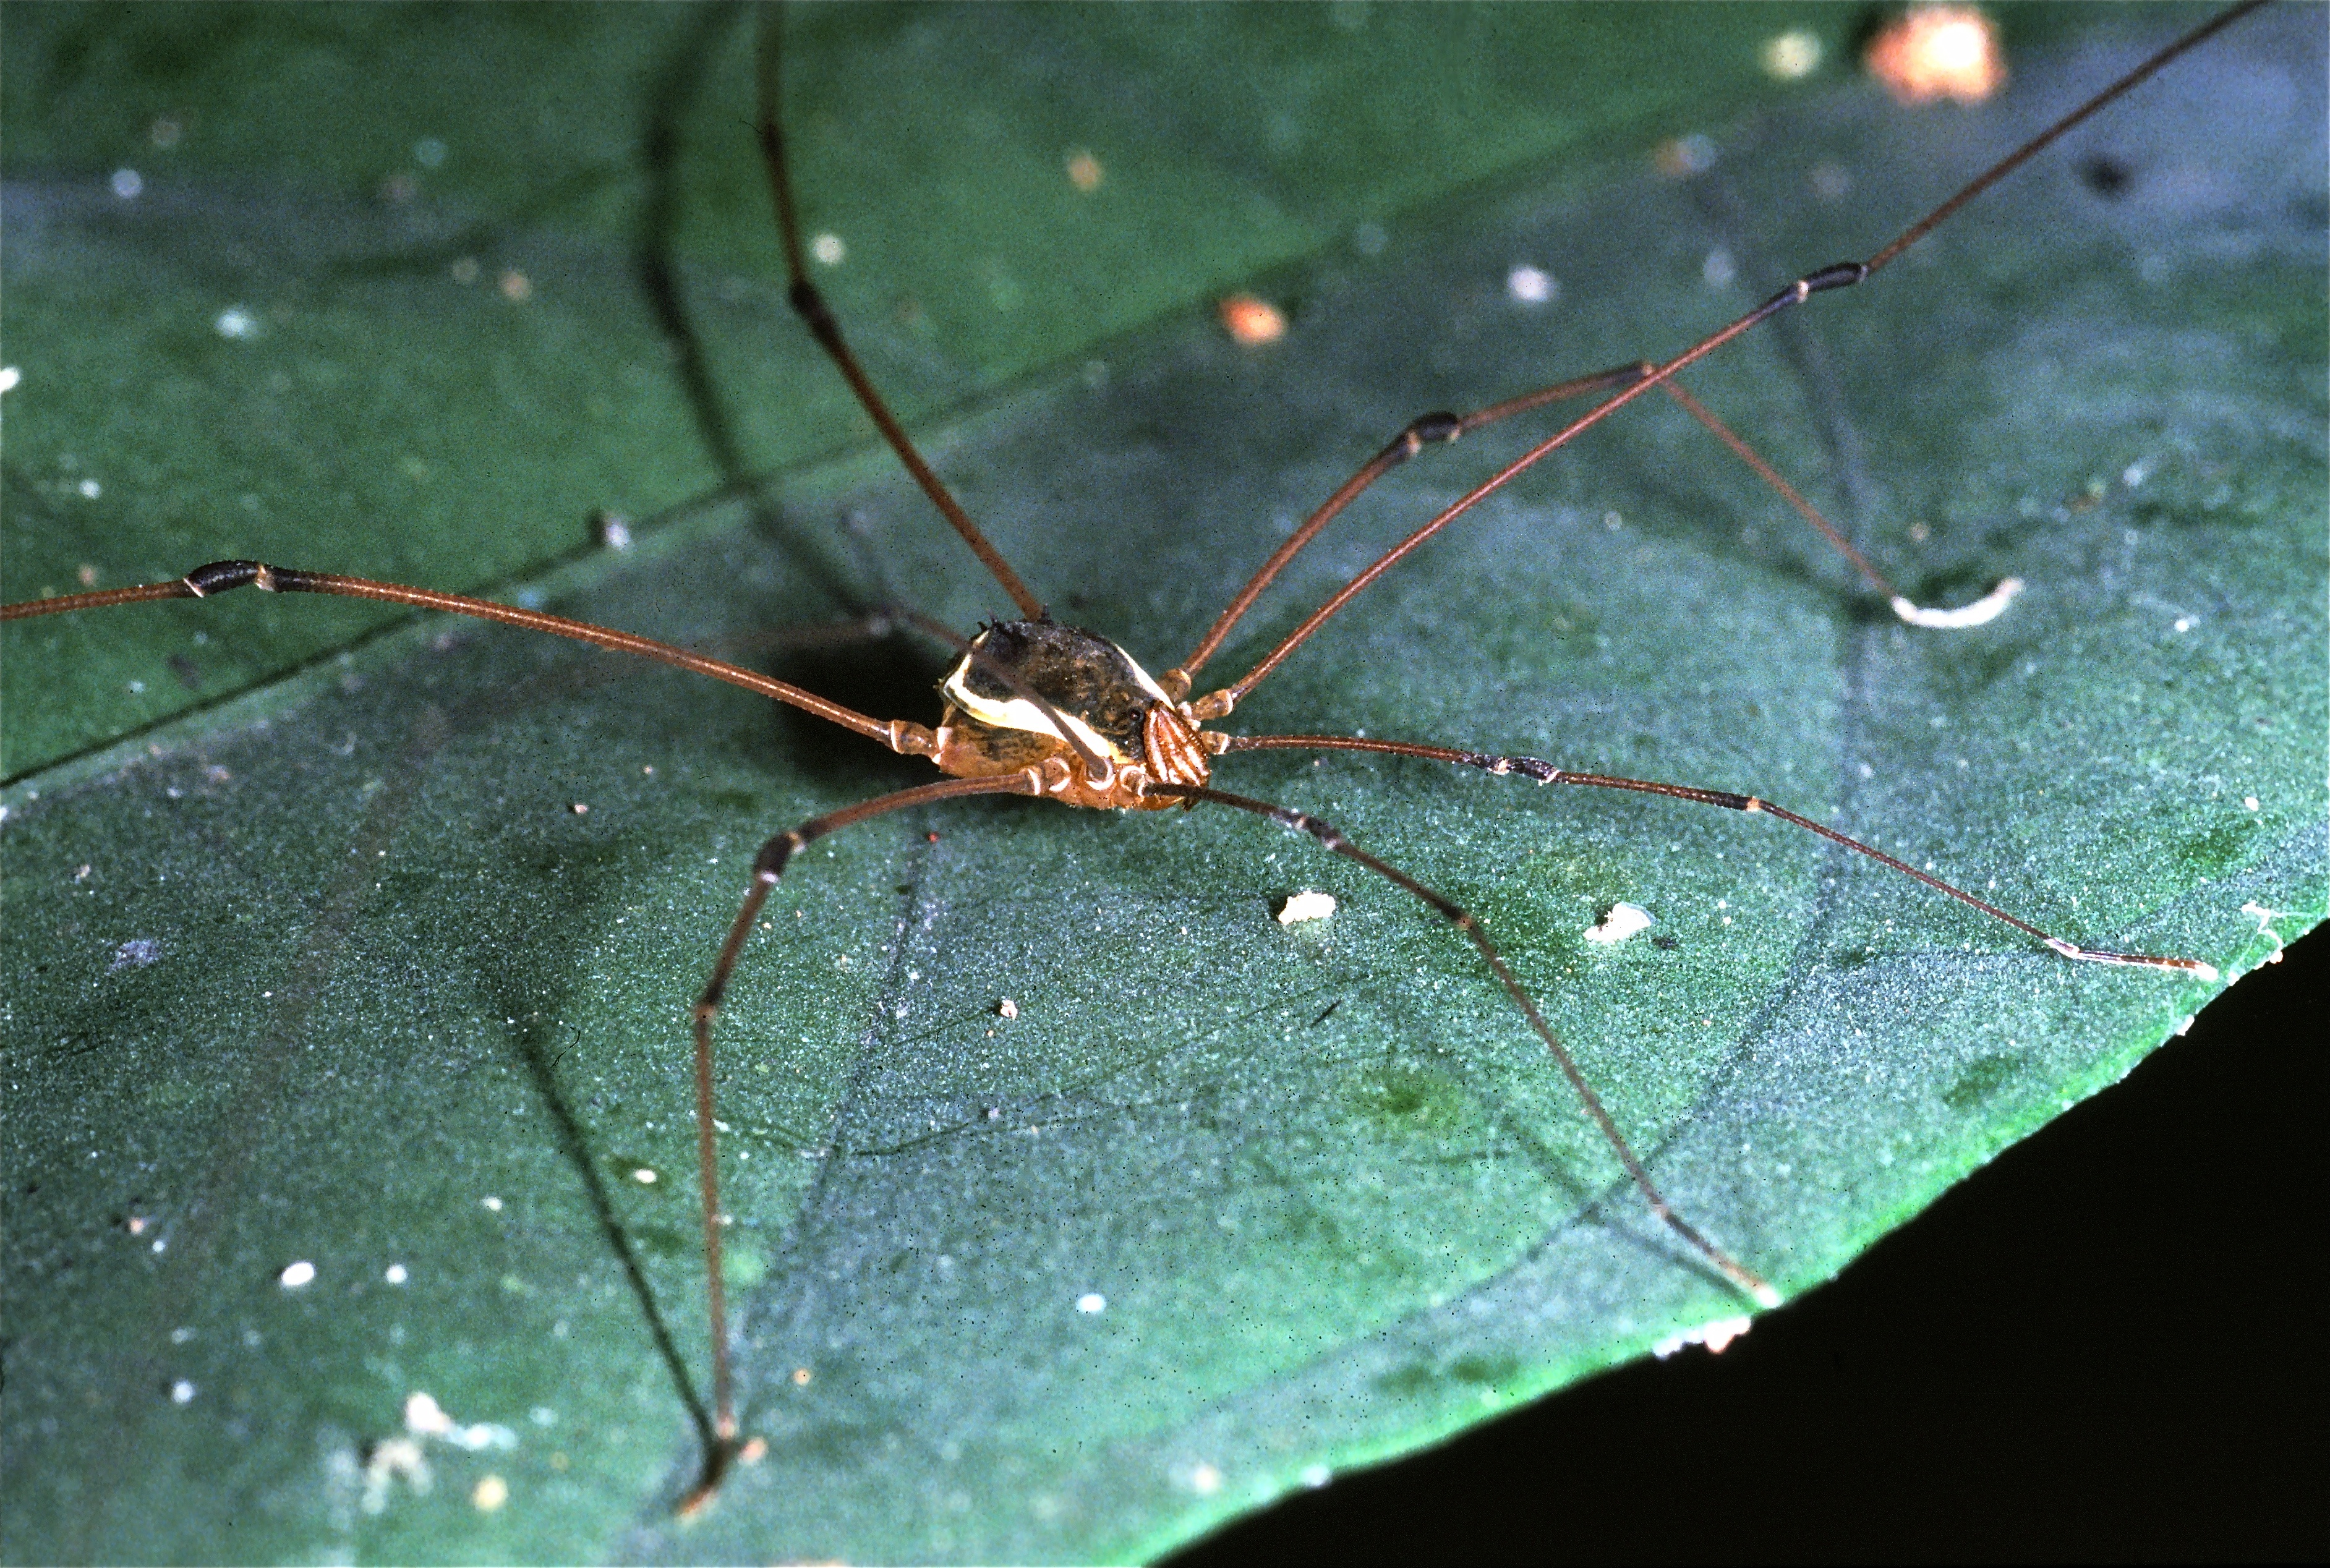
[1154,783,1779,1307]
[1165,362,1658,695]
[1656,381,2021,629]
[753,13,1047,621]
[1,560,944,761]
[1185,2,2266,719]
[1218,733,2216,979]
[1162,354,2012,709]
[678,770,1044,1514]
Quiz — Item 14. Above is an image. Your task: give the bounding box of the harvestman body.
[1,3,2262,1512]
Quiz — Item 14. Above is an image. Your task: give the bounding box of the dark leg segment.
[678,770,1042,1512]
[1220,733,2217,979]
[1153,782,1780,1307]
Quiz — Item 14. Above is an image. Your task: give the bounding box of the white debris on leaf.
[1276,890,1336,926]
[404,1391,516,1452]
[1584,903,1654,945]
[2240,901,2289,960]
[1761,28,1823,80]
[362,1437,432,1514]
[1890,576,2022,629]
[278,1259,317,1289]
[109,937,163,971]
[1652,1314,1755,1360]
[1506,264,1557,305]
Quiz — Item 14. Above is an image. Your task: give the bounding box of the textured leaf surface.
[2,6,2323,1564]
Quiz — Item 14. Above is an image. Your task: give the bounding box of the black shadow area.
[1171,924,2329,1566]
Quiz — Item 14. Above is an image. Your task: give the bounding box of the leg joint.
[788,279,835,331]
[183,560,268,597]
[755,831,807,879]
[1402,411,1464,453]
[1802,260,1867,295]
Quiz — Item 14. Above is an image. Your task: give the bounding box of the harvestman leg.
[1177,0,2268,720]
[1155,783,1780,1305]
[680,770,1044,1510]
[0,559,1032,1504]
[753,14,1046,622]
[1216,735,2216,981]
[753,7,1950,665]
[1161,362,1994,710]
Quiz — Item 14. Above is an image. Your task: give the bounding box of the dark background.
[1175,922,2327,1565]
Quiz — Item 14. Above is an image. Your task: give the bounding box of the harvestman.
[1,2,2259,1510]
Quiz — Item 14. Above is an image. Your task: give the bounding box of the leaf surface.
[2,6,2323,1564]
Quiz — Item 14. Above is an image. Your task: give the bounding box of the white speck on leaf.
[1276,890,1336,925]
[1652,1313,1754,1358]
[109,937,163,971]
[1584,903,1654,945]
[1506,264,1557,305]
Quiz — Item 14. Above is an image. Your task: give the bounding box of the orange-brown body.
[927,620,1213,810]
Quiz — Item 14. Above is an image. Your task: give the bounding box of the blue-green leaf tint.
[2,6,2322,1564]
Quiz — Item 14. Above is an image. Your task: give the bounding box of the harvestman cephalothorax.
[2,1,2305,1545]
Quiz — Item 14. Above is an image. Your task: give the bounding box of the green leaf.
[3,6,2321,1564]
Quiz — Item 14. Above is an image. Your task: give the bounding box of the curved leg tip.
[675,1432,755,1520]
[2047,936,2219,982]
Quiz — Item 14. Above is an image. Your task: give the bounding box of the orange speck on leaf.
[1865,6,2007,105]
[1218,293,1286,347]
